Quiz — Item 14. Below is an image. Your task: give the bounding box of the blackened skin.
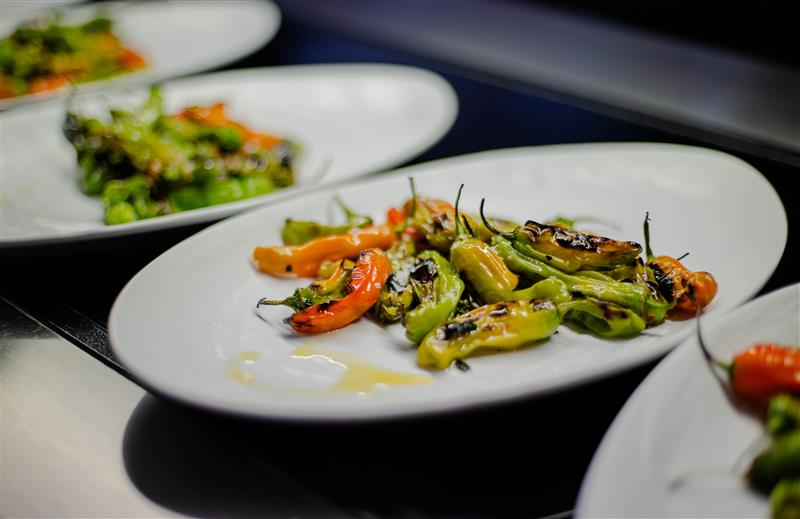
[441,319,478,340]
[649,263,676,302]
[410,259,437,284]
[523,220,640,254]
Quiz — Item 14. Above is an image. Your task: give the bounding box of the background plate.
[109,143,787,421]
[576,283,800,517]
[0,0,282,110]
[0,64,458,247]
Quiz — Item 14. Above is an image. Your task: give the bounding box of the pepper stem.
[453,183,465,238]
[333,195,356,219]
[256,298,285,308]
[643,212,655,260]
[479,198,514,240]
[408,177,417,220]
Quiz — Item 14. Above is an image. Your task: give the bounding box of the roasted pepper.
[288,248,391,334]
[400,178,500,252]
[257,260,354,312]
[281,196,372,245]
[374,237,418,323]
[253,224,398,278]
[404,250,465,343]
[644,213,718,319]
[508,277,572,304]
[559,297,646,337]
[493,236,671,325]
[449,186,519,304]
[417,299,561,370]
[480,199,642,273]
[768,395,800,436]
[748,430,800,494]
[771,479,800,519]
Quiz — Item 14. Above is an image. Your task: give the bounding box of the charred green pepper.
[493,236,671,325]
[257,259,353,311]
[281,196,372,245]
[449,185,519,304]
[404,250,465,344]
[772,479,800,519]
[748,430,800,494]
[480,200,642,273]
[417,299,561,370]
[374,238,418,323]
[559,297,646,337]
[768,395,800,436]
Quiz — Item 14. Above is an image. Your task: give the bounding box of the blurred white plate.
[109,143,787,421]
[0,64,458,247]
[0,0,281,110]
[576,283,800,518]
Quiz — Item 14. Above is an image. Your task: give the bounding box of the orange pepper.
[289,248,391,334]
[730,344,800,407]
[174,102,282,150]
[651,256,718,320]
[119,48,147,70]
[29,75,70,94]
[253,224,398,278]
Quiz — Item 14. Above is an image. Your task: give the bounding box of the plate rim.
[574,282,800,517]
[108,142,788,422]
[0,0,283,111]
[0,63,459,249]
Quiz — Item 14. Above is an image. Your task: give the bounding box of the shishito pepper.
[374,237,419,323]
[771,479,800,519]
[449,185,519,304]
[480,199,642,273]
[288,248,391,334]
[768,395,800,436]
[281,196,372,245]
[417,299,561,370]
[747,430,800,494]
[404,250,465,343]
[253,224,397,278]
[559,297,646,337]
[257,260,354,311]
[400,178,508,252]
[644,213,718,319]
[493,236,671,326]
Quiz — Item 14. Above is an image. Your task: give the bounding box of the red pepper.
[650,255,718,320]
[730,344,800,407]
[289,248,391,334]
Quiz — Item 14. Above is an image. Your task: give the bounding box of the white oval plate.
[0,0,281,110]
[576,283,800,518]
[0,64,458,247]
[109,143,787,421]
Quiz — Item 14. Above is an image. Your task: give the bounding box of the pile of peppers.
[699,334,800,517]
[63,85,297,224]
[254,181,718,370]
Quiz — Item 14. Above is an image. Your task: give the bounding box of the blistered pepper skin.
[417,299,560,370]
[511,220,643,273]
